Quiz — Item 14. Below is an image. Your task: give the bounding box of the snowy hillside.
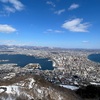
[0,75,82,100]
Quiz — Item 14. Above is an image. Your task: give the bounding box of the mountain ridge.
[0,74,82,100]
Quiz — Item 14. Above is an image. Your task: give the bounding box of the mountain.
[0,74,82,100]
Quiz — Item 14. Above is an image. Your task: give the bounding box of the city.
[0,45,100,100]
[1,45,100,85]
[0,0,100,99]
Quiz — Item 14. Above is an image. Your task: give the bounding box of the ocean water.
[0,54,54,70]
[88,54,100,63]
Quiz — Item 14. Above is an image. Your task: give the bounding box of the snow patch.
[37,89,42,94]
[90,82,100,85]
[0,85,20,95]
[0,89,5,93]
[23,92,34,99]
[15,82,25,87]
[58,95,63,100]
[29,78,35,89]
[60,85,79,90]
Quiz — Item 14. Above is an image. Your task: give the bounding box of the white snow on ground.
[0,89,5,93]
[0,78,36,94]
[58,95,63,100]
[28,78,35,89]
[0,85,33,99]
[60,85,79,90]
[37,89,42,94]
[90,82,100,85]
[0,85,20,95]
[15,82,25,87]
[0,78,36,100]
[23,92,34,99]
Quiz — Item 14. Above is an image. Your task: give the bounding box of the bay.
[88,54,100,63]
[0,54,54,70]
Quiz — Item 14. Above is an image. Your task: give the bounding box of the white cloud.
[54,9,65,15]
[44,29,64,33]
[0,0,24,14]
[54,30,64,33]
[0,39,37,46]
[8,0,24,11]
[62,18,90,32]
[4,5,15,13]
[46,1,56,7]
[46,29,53,32]
[0,0,7,3]
[82,41,89,43]
[0,24,16,33]
[68,3,79,10]
[0,40,16,45]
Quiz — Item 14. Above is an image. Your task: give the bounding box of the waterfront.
[0,46,100,100]
[88,54,100,63]
[0,54,54,70]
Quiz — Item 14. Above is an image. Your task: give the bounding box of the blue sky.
[0,0,100,49]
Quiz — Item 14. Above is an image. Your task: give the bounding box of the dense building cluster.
[0,46,100,87]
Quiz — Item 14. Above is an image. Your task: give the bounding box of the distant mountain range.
[0,44,100,51]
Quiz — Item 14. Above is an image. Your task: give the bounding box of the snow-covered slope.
[0,75,82,100]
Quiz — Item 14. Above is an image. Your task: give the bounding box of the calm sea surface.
[0,54,54,70]
[88,54,100,63]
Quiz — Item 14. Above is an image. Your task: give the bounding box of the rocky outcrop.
[0,75,82,100]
